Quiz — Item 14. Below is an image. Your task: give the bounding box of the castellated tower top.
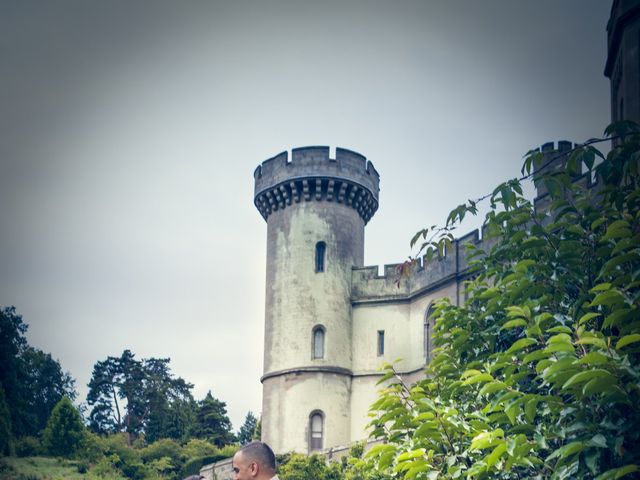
[253,146,380,224]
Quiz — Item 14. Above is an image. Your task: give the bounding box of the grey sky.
[0,0,611,430]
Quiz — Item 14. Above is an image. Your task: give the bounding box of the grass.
[0,456,87,479]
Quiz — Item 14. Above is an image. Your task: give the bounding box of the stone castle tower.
[253,147,379,453]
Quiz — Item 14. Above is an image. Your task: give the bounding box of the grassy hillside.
[0,456,126,480]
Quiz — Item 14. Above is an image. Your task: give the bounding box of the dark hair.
[239,441,276,472]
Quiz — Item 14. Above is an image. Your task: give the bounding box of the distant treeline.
[0,305,260,479]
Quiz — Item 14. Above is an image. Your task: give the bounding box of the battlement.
[254,147,380,224]
[352,140,595,304]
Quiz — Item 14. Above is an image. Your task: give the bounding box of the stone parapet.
[352,140,597,303]
[253,147,380,224]
[351,228,487,303]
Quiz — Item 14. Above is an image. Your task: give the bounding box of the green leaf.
[479,381,508,396]
[548,326,573,334]
[547,333,572,344]
[576,336,607,349]
[578,312,601,326]
[544,342,575,353]
[583,375,617,396]
[590,283,612,292]
[591,217,607,230]
[523,350,550,363]
[563,369,614,389]
[461,369,482,379]
[379,450,396,470]
[616,334,640,350]
[606,219,630,231]
[576,352,609,365]
[397,448,426,462]
[524,397,539,423]
[507,338,537,353]
[470,429,504,450]
[603,309,631,329]
[514,260,536,273]
[587,434,608,449]
[502,319,527,329]
[462,373,494,385]
[594,464,639,480]
[589,290,625,307]
[405,462,432,480]
[547,441,584,461]
[485,442,507,469]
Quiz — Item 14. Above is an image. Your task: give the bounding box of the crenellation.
[351,227,490,302]
[335,147,366,170]
[351,263,410,301]
[367,161,380,182]
[558,140,573,152]
[292,146,330,164]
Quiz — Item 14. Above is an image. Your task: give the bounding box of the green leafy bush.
[14,436,41,457]
[181,438,217,460]
[365,123,640,479]
[139,438,182,464]
[278,452,343,480]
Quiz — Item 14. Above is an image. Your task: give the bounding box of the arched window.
[312,326,325,359]
[315,242,326,272]
[309,411,324,451]
[424,304,436,362]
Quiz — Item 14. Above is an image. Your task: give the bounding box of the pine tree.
[42,396,85,457]
[237,411,257,445]
[192,391,235,447]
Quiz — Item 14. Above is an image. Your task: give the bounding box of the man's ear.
[250,461,259,476]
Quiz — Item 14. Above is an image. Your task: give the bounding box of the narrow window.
[312,326,325,359]
[309,412,323,451]
[425,305,436,362]
[315,242,326,272]
[377,330,385,356]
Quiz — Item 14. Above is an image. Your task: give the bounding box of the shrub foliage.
[364,123,640,479]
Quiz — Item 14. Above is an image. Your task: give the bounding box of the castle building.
[252,143,571,455]
[251,0,639,455]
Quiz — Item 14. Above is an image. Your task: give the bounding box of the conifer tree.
[238,411,257,445]
[42,396,85,458]
[192,391,235,447]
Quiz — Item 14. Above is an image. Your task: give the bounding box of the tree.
[0,306,28,438]
[238,411,258,445]
[192,391,235,447]
[0,386,12,455]
[364,123,640,479]
[87,350,194,442]
[253,416,261,440]
[0,306,76,438]
[22,347,76,434]
[42,396,85,457]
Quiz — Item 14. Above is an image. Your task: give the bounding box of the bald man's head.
[232,441,276,480]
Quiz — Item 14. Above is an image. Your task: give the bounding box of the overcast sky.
[0,0,612,431]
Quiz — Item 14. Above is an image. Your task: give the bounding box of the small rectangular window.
[377,330,385,356]
[315,242,326,273]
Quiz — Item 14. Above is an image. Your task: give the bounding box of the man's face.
[232,451,256,480]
